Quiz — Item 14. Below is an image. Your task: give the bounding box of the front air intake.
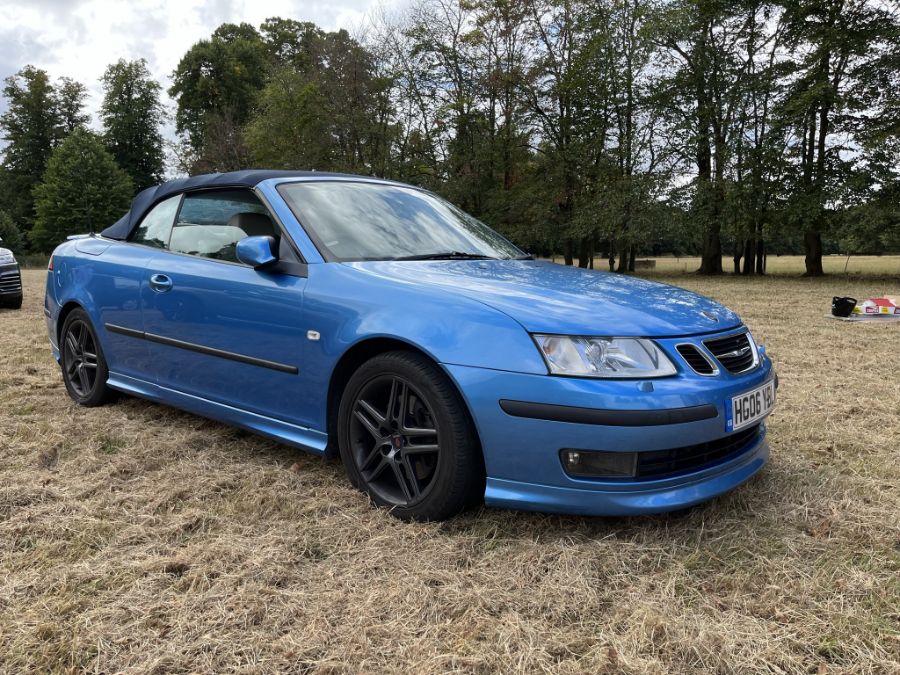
[560,424,762,480]
[0,270,22,294]
[676,344,716,375]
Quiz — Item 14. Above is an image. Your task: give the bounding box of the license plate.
[726,379,775,432]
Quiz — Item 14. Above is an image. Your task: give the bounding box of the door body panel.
[142,252,312,427]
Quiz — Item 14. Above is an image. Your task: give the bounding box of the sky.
[0,0,405,143]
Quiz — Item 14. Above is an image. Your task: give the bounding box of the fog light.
[560,449,637,478]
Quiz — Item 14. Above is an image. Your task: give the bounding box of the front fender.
[305,263,546,375]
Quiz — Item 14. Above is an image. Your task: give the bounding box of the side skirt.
[106,372,328,455]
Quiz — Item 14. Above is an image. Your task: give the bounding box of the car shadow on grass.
[105,393,809,548]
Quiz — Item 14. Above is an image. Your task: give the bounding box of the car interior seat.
[229,212,276,239]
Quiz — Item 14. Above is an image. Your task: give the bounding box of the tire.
[2,295,22,309]
[59,308,113,407]
[337,351,484,521]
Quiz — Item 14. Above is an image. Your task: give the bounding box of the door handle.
[149,273,173,292]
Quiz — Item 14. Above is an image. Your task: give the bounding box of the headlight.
[0,248,14,264]
[533,335,677,378]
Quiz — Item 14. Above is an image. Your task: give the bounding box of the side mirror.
[236,236,277,269]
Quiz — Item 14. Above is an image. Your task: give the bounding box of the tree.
[403,0,491,213]
[0,66,88,235]
[31,129,133,252]
[169,23,269,159]
[586,0,667,272]
[261,17,325,70]
[780,0,900,275]
[0,210,24,251]
[367,9,444,188]
[164,7,900,270]
[652,0,747,274]
[519,0,597,265]
[245,25,395,174]
[55,77,90,134]
[100,59,166,190]
[725,1,790,275]
[461,0,534,240]
[244,69,332,169]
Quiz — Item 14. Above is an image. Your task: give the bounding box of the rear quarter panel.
[49,239,158,379]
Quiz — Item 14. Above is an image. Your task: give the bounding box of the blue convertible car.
[45,171,776,520]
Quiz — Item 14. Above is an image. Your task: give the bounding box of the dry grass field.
[1,267,898,674]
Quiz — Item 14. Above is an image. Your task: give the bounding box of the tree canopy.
[0,66,88,233]
[100,59,166,191]
[31,129,133,252]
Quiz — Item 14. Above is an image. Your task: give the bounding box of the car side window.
[130,195,181,248]
[168,190,276,263]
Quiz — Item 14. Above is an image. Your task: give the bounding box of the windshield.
[277,180,524,261]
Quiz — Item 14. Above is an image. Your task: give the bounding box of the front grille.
[636,424,761,479]
[0,270,21,293]
[704,331,756,373]
[676,344,716,374]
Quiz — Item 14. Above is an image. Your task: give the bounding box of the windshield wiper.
[393,251,499,261]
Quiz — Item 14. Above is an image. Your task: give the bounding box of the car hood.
[345,260,742,337]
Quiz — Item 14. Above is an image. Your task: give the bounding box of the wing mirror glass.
[236,236,277,269]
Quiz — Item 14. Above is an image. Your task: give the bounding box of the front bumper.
[485,436,767,515]
[444,346,775,516]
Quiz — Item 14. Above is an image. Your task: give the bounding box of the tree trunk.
[563,239,574,266]
[578,236,591,268]
[628,245,636,272]
[803,230,824,276]
[615,240,627,272]
[733,246,742,274]
[698,229,723,274]
[741,239,754,275]
[588,233,595,269]
[755,221,766,275]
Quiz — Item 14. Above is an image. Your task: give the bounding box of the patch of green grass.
[96,435,124,455]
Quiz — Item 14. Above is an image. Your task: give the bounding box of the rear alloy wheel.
[338,351,484,521]
[60,309,112,406]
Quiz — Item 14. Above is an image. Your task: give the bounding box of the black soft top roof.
[101,170,354,241]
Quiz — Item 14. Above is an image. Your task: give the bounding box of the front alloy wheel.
[338,351,484,521]
[60,309,112,406]
[350,374,441,506]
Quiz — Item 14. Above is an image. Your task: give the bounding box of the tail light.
[48,256,53,271]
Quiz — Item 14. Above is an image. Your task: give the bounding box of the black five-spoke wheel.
[60,309,112,406]
[338,351,484,521]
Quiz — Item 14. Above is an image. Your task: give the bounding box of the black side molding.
[105,323,299,374]
[499,400,718,426]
